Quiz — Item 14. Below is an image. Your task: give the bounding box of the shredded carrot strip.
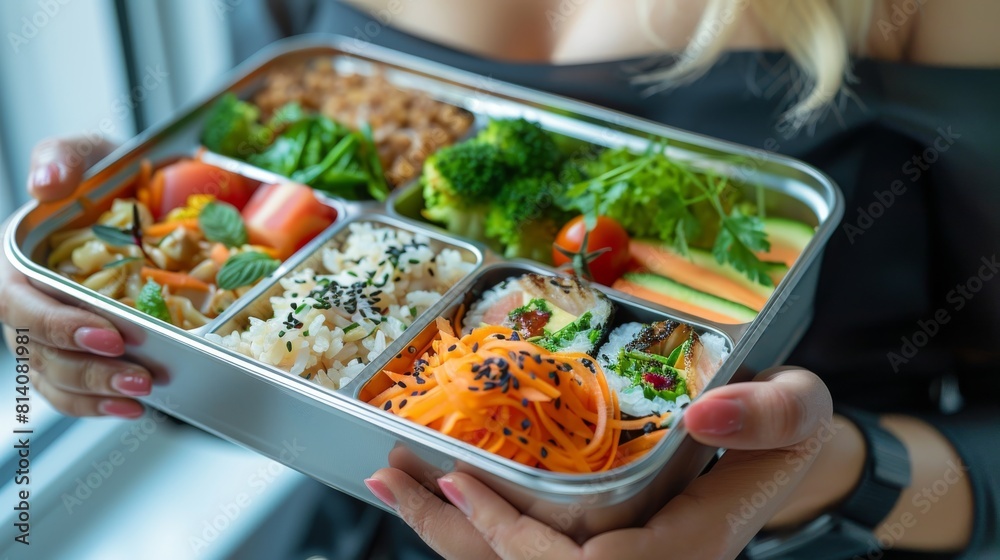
[367,325,671,473]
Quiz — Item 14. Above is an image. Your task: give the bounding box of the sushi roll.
[463,273,613,354]
[597,321,729,417]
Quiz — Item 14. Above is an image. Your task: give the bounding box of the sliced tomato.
[552,215,630,286]
[242,183,337,259]
[148,160,257,219]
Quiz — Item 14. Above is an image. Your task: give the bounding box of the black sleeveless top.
[229,2,1000,558]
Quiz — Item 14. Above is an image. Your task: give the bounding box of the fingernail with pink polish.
[687,399,745,435]
[438,477,471,517]
[365,478,398,510]
[99,399,144,419]
[111,372,151,397]
[30,162,57,189]
[74,327,125,357]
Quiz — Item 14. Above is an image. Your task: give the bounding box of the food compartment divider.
[208,212,485,394]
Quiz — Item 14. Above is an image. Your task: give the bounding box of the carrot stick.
[144,218,199,238]
[140,267,210,291]
[209,243,230,265]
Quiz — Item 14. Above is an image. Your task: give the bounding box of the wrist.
[764,413,866,530]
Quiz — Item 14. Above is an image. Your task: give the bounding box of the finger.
[31,371,144,418]
[368,468,497,560]
[437,473,582,560]
[683,366,832,450]
[33,344,152,398]
[0,284,125,356]
[28,136,116,201]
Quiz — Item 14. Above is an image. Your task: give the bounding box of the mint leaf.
[102,256,141,270]
[199,201,248,248]
[92,225,135,246]
[217,251,279,290]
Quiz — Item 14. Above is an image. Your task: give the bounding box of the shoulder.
[867,0,1000,66]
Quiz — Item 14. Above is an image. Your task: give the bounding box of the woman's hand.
[1,137,149,418]
[366,366,835,560]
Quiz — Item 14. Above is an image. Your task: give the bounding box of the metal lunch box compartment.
[344,261,738,539]
[206,212,484,388]
[9,151,348,336]
[3,34,843,541]
[387,105,843,374]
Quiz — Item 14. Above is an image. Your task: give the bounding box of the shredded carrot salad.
[367,319,670,473]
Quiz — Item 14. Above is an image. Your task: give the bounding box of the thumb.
[683,366,833,450]
[28,136,116,202]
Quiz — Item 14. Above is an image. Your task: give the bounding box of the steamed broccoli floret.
[478,118,562,173]
[425,141,513,198]
[422,180,490,240]
[484,175,567,263]
[420,142,510,239]
[200,93,270,158]
[420,119,568,253]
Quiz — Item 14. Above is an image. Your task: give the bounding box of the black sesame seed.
[399,399,408,409]
[521,419,531,430]
[643,422,656,434]
[540,447,549,458]
[518,436,528,445]
[502,427,512,436]
[471,342,479,352]
[396,381,407,388]
[384,401,392,410]
[447,344,457,352]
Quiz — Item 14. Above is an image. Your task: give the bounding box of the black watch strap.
[836,407,912,527]
[743,407,911,560]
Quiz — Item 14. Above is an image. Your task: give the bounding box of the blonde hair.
[633,0,874,129]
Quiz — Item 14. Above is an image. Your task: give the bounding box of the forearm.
[764,413,974,553]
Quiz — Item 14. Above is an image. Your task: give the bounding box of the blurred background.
[0,2,336,559]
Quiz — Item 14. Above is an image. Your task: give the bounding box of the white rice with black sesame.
[207,223,473,389]
[597,322,729,418]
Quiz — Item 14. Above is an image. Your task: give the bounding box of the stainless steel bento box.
[3,35,843,540]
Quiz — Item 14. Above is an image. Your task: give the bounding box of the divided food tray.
[3,35,843,540]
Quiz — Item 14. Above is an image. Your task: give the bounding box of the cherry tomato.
[148,160,256,219]
[242,182,337,259]
[553,215,630,285]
